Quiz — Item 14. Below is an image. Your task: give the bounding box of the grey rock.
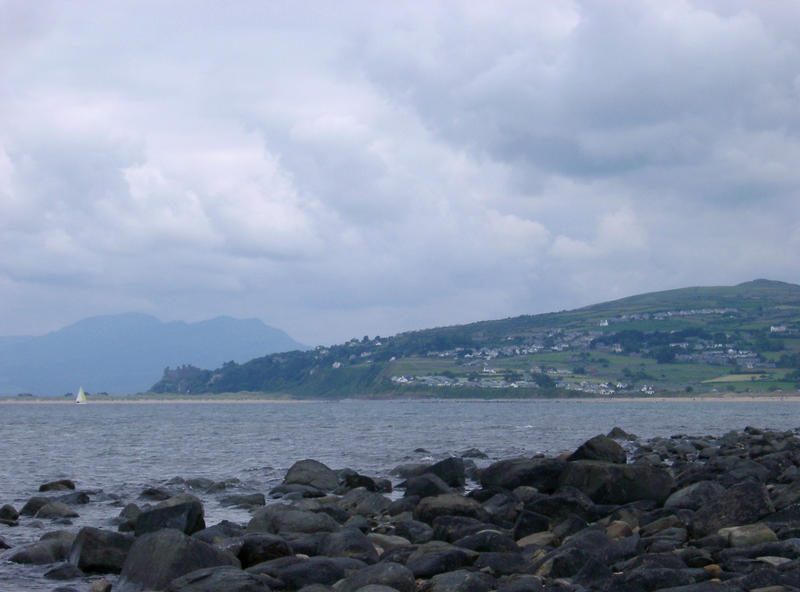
[692,480,775,537]
[117,528,239,592]
[664,480,726,510]
[69,526,134,573]
[166,565,272,591]
[275,557,346,588]
[40,479,76,492]
[285,459,340,492]
[221,493,266,508]
[415,493,490,524]
[403,474,452,499]
[392,519,433,544]
[237,533,293,568]
[36,501,79,519]
[567,435,627,464]
[480,459,567,494]
[247,504,340,535]
[44,563,85,580]
[426,457,466,488]
[319,527,379,564]
[558,461,676,505]
[0,504,19,521]
[135,496,205,536]
[335,561,416,592]
[429,569,495,592]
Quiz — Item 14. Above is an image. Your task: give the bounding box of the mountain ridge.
[0,314,305,396]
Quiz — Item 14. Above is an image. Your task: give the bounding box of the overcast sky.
[1,1,799,345]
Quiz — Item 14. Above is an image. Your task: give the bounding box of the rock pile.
[5,426,800,590]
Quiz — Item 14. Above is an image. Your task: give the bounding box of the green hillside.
[151,279,800,398]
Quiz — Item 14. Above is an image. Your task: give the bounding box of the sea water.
[0,398,798,590]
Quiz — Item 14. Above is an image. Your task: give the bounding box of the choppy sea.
[1,398,799,591]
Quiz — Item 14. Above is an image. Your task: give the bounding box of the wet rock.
[338,487,392,517]
[406,543,476,578]
[461,448,488,459]
[0,504,19,521]
[20,496,51,516]
[415,493,491,524]
[480,459,566,494]
[404,474,453,499]
[495,575,545,592]
[567,434,627,464]
[319,527,380,564]
[512,510,550,540]
[391,463,431,480]
[270,483,326,498]
[273,557,346,588]
[40,479,76,492]
[428,568,495,592]
[185,477,215,490]
[558,460,676,505]
[89,579,113,592]
[473,551,526,575]
[453,530,518,553]
[221,493,266,508]
[339,468,379,492]
[0,536,9,549]
[426,457,466,488]
[135,495,205,536]
[367,532,411,553]
[608,427,637,441]
[692,480,775,537]
[392,518,434,544]
[117,528,239,592]
[285,459,340,492]
[247,504,340,535]
[69,526,134,573]
[140,486,174,500]
[44,563,85,580]
[431,515,494,542]
[719,523,778,547]
[9,531,75,564]
[36,501,79,519]
[193,521,248,545]
[482,492,522,528]
[335,561,416,592]
[237,533,294,568]
[664,480,726,510]
[166,565,273,591]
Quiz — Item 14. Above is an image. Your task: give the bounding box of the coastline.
[2,393,800,404]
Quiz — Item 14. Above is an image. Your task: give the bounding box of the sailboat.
[75,387,87,404]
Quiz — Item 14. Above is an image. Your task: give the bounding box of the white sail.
[75,387,87,404]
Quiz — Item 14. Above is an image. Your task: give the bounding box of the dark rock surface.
[10,428,800,592]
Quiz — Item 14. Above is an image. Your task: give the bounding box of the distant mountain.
[152,279,800,398]
[0,313,305,396]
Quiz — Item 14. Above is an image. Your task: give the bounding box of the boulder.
[338,487,391,517]
[221,493,266,508]
[117,528,239,592]
[480,458,566,493]
[0,504,19,521]
[718,523,777,547]
[403,474,452,499]
[339,468,379,492]
[247,505,340,535]
[237,533,294,568]
[284,459,340,492]
[567,435,627,464]
[692,481,775,537]
[193,521,247,545]
[335,561,416,592]
[44,563,85,580]
[9,531,75,564]
[429,569,495,592]
[272,557,346,588]
[607,427,637,441]
[432,515,493,542]
[20,495,51,516]
[664,480,726,510]
[558,461,676,505]
[135,496,205,536]
[318,527,379,564]
[452,530,519,553]
[166,566,272,591]
[40,479,76,492]
[406,542,476,578]
[426,457,466,488]
[415,494,491,524]
[512,510,550,540]
[495,575,545,592]
[36,501,79,519]
[140,486,174,500]
[473,552,526,576]
[392,519,434,544]
[69,526,134,573]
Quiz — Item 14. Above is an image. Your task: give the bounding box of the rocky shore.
[4,426,800,591]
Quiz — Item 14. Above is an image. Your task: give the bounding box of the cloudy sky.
[1,1,799,345]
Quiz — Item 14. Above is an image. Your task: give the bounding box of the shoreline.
[3,393,800,404]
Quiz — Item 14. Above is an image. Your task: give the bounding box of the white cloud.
[0,0,798,344]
